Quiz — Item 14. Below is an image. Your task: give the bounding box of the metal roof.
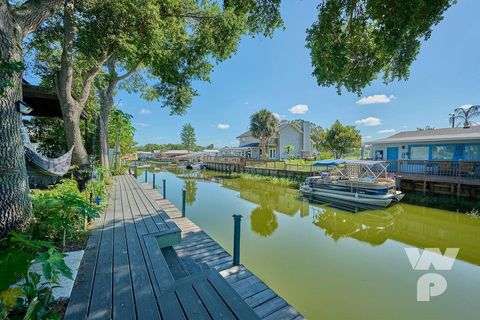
[370,126,480,144]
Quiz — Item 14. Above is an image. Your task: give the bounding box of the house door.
[387,147,399,172]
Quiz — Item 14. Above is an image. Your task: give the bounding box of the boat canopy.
[312,159,346,166]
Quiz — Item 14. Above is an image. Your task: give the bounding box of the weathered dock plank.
[65,175,302,320]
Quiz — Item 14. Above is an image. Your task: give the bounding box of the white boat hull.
[300,185,403,207]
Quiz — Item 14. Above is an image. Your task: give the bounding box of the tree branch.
[12,0,63,36]
[78,52,109,107]
[116,61,141,81]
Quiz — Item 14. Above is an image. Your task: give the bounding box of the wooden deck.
[65,175,302,320]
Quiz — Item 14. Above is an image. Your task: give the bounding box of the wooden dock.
[64,175,303,320]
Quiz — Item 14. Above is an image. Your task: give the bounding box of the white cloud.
[289,104,309,114]
[139,108,151,115]
[135,122,150,128]
[217,123,230,129]
[355,117,381,126]
[377,129,395,134]
[356,94,395,105]
[362,135,372,140]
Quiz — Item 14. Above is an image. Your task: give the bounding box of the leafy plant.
[0,233,72,320]
[30,179,102,247]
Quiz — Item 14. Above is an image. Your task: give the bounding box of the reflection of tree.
[250,206,278,237]
[184,180,197,205]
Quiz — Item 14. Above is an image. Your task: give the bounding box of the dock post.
[182,189,186,217]
[144,170,147,183]
[153,173,156,189]
[232,214,242,266]
[162,179,166,199]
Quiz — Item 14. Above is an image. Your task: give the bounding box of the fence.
[384,160,480,180]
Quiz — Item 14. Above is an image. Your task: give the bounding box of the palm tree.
[250,109,279,160]
[450,105,480,128]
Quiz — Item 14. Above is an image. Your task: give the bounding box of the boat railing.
[383,160,480,180]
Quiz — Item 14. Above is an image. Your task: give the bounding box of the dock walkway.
[64,175,302,320]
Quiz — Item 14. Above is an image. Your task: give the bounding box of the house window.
[432,145,454,160]
[410,146,429,160]
[269,148,276,159]
[374,150,383,160]
[465,145,480,161]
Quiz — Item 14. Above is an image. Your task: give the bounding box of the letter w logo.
[405,248,459,271]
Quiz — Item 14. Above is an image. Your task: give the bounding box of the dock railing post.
[182,189,186,217]
[153,173,156,189]
[144,170,147,183]
[162,179,166,199]
[232,214,242,266]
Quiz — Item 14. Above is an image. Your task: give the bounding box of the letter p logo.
[417,273,447,302]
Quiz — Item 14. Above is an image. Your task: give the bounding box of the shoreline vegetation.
[235,173,301,188]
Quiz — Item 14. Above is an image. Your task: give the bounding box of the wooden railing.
[203,156,246,165]
[383,160,480,180]
[204,157,480,180]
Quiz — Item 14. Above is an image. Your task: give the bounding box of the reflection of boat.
[300,160,404,207]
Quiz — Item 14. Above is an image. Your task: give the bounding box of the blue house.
[370,126,480,162]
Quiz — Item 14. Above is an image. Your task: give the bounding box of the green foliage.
[315,120,361,159]
[23,117,67,158]
[306,0,454,94]
[250,109,279,160]
[0,59,23,97]
[29,180,102,247]
[180,123,196,151]
[0,233,72,320]
[284,144,295,155]
[109,108,136,163]
[238,173,299,188]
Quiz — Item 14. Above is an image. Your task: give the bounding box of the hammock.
[24,143,74,177]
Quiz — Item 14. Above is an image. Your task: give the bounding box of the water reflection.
[250,206,278,237]
[216,174,480,266]
[184,180,197,205]
[158,168,480,266]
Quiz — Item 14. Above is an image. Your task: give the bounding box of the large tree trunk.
[0,0,63,235]
[55,0,107,165]
[62,103,89,164]
[98,89,114,169]
[0,44,31,236]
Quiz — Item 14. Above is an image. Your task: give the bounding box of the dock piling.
[162,179,166,199]
[182,188,186,217]
[144,170,147,183]
[232,214,242,266]
[153,173,156,189]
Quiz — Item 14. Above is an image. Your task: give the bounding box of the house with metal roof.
[370,126,480,162]
[221,120,316,160]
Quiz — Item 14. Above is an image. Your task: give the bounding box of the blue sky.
[112,1,479,146]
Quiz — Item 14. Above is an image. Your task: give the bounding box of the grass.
[403,192,479,213]
[238,173,301,188]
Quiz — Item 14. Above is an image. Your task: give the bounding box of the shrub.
[30,179,102,247]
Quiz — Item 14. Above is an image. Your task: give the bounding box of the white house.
[221,120,316,160]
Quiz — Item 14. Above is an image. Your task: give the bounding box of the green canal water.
[139,169,480,319]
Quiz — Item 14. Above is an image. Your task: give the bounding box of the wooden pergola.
[22,80,88,119]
